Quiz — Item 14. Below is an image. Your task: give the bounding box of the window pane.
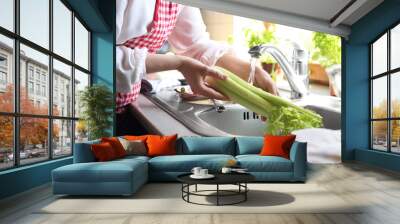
[75,120,88,143]
[391,120,400,153]
[0,0,14,31]
[372,33,387,76]
[372,121,388,151]
[20,0,49,49]
[53,119,72,158]
[53,0,72,60]
[0,35,14,112]
[391,72,400,118]
[391,24,400,70]
[0,116,14,170]
[20,44,49,115]
[53,59,72,117]
[74,69,89,118]
[372,76,387,119]
[20,117,49,165]
[75,18,89,70]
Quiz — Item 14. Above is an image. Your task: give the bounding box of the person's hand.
[177,56,228,100]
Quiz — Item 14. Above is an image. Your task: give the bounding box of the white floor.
[1,163,400,224]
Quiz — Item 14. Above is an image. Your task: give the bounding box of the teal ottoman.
[52,156,148,196]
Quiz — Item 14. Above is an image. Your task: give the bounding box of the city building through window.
[0,0,91,170]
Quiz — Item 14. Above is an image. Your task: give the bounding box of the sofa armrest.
[289,141,307,181]
[73,140,99,163]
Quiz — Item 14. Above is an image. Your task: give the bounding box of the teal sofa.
[52,136,307,196]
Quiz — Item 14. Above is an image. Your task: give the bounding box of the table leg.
[217,184,219,206]
[195,184,198,192]
[181,184,183,199]
[187,184,190,202]
[245,183,247,201]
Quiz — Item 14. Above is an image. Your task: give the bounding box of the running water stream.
[248,57,258,85]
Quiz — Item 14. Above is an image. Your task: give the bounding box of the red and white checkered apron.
[116,0,179,113]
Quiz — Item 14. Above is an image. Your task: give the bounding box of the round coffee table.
[177,173,255,206]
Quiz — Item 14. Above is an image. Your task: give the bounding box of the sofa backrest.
[178,136,236,155]
[73,136,267,162]
[73,139,100,163]
[235,136,264,155]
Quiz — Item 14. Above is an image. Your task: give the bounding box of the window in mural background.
[0,0,91,170]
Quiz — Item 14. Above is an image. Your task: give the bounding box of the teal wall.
[91,0,116,136]
[92,32,115,136]
[343,0,400,171]
[0,158,72,199]
[0,0,115,200]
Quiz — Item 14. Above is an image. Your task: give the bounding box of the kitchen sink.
[145,85,341,136]
[197,104,266,136]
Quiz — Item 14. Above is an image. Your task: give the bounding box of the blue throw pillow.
[180,137,235,155]
[235,137,264,155]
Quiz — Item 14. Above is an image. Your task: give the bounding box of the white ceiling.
[172,0,384,37]
[227,0,352,23]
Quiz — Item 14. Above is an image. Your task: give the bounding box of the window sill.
[0,156,72,176]
[355,148,400,172]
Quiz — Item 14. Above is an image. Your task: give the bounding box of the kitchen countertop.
[129,94,200,136]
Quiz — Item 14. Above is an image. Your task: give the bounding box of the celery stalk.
[217,67,320,119]
[207,66,323,135]
[214,77,273,113]
[216,82,270,118]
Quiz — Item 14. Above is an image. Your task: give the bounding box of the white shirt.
[116,0,231,93]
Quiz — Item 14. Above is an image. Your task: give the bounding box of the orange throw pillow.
[101,137,126,158]
[124,135,151,141]
[146,134,178,157]
[260,135,296,159]
[91,142,117,162]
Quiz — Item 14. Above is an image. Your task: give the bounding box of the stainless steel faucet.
[248,44,309,99]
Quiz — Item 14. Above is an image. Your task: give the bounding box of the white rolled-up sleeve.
[115,0,156,93]
[168,6,232,67]
[116,46,147,93]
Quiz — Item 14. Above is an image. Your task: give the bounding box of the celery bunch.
[207,67,322,135]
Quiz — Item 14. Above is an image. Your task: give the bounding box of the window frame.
[370,21,400,154]
[0,0,92,171]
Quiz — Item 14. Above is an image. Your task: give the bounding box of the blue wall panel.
[91,0,115,135]
[344,0,400,170]
[0,158,72,199]
[91,31,115,136]
[342,43,369,160]
[65,0,110,32]
[355,149,400,172]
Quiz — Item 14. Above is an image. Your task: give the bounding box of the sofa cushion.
[53,157,148,183]
[115,155,150,164]
[236,155,293,172]
[235,137,264,155]
[149,154,235,172]
[179,137,235,155]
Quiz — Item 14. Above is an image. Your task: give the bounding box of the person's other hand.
[215,53,278,96]
[253,66,278,96]
[177,56,227,100]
